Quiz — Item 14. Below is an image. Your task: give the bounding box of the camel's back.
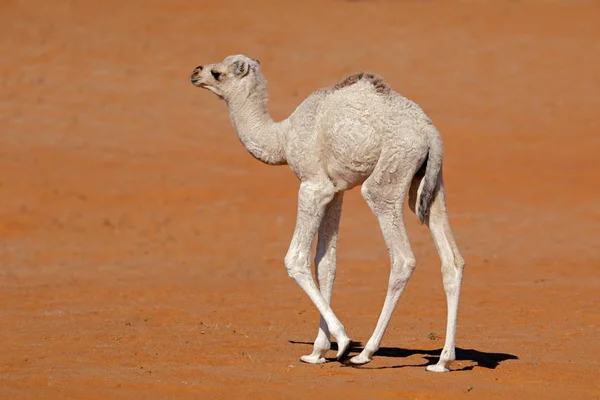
[285,73,431,188]
[320,73,431,127]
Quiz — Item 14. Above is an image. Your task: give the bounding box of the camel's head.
[190,54,262,101]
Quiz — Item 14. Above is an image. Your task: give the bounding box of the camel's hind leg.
[300,193,344,364]
[410,173,465,372]
[350,143,423,365]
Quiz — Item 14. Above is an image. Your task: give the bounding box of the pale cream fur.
[190,55,465,371]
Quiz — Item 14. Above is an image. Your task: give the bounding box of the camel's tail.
[415,124,443,224]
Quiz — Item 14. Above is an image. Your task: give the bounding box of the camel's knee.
[284,251,311,282]
[299,180,335,210]
[389,255,416,291]
[441,257,464,293]
[443,249,465,274]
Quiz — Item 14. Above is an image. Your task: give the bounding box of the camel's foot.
[349,351,372,365]
[427,348,454,372]
[299,336,330,364]
[426,364,450,373]
[300,354,327,364]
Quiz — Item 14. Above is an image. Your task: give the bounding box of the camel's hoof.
[426,364,450,373]
[335,337,353,360]
[349,353,372,365]
[300,354,326,364]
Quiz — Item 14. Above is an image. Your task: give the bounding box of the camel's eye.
[211,70,223,81]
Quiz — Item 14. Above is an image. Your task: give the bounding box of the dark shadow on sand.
[288,340,518,371]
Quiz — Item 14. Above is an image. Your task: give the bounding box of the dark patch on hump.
[332,72,391,94]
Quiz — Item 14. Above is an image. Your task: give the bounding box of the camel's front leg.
[300,192,344,364]
[285,182,351,361]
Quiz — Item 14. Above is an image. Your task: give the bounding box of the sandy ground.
[1,0,599,399]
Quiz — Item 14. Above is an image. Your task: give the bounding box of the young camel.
[190,54,465,372]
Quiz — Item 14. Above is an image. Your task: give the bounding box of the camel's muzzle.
[190,65,204,86]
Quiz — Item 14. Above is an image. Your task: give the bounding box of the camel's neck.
[226,90,287,166]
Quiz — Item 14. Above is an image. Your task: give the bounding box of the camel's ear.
[232,60,250,78]
[253,58,260,66]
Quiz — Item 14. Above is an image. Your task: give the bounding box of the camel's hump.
[332,72,391,95]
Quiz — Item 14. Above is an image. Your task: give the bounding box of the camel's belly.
[320,116,383,191]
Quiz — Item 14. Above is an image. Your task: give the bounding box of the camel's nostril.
[195,65,203,71]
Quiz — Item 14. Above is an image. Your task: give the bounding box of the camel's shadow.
[288,340,518,371]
